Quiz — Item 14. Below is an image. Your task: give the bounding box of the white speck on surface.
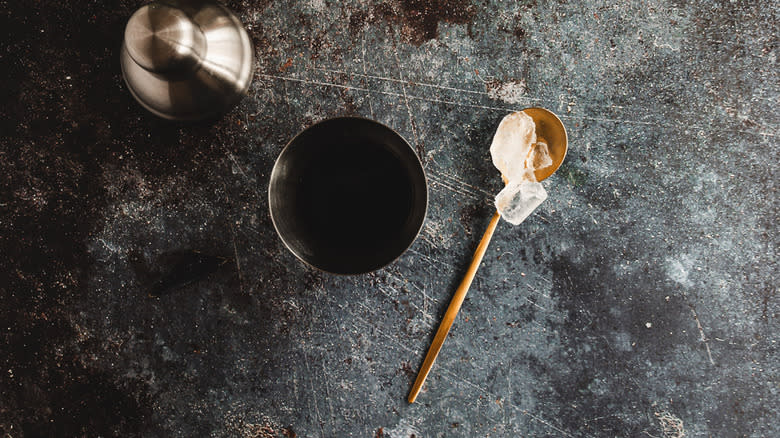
[666,257,693,287]
[307,0,326,11]
[385,419,421,438]
[486,79,527,104]
[646,322,652,328]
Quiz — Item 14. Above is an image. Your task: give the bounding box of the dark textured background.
[1,0,777,437]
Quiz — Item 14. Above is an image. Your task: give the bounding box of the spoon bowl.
[523,107,568,182]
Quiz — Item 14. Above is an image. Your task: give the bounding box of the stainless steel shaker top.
[120,1,254,120]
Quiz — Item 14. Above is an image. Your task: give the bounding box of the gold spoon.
[408,107,568,403]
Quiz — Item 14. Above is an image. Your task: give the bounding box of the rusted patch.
[395,0,477,45]
[279,57,294,72]
[349,0,477,46]
[401,361,415,378]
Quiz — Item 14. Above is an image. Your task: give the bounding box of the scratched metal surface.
[1,0,777,437]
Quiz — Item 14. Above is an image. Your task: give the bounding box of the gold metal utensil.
[408,107,568,403]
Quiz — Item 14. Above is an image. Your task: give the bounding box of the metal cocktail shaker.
[120,1,254,120]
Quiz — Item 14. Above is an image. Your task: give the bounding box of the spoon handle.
[408,210,501,403]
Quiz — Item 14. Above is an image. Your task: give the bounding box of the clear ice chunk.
[490,111,550,225]
[494,180,548,225]
[528,140,552,171]
[490,111,537,183]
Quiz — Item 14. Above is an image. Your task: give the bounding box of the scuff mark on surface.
[385,419,421,438]
[485,79,527,104]
[666,256,693,288]
[655,410,685,438]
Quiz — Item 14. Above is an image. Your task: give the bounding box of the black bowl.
[269,117,428,274]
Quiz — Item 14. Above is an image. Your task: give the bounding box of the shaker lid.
[121,1,254,121]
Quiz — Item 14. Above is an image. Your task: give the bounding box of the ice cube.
[495,180,548,225]
[528,140,552,171]
[490,111,537,183]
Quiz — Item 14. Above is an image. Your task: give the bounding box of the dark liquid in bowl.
[296,142,414,256]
